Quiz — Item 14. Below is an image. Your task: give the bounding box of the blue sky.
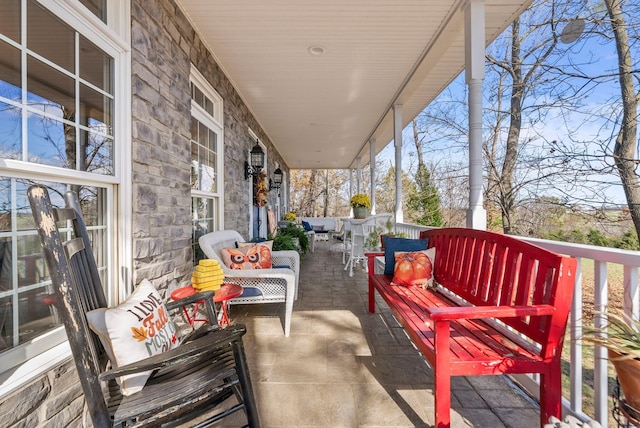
[375,1,637,207]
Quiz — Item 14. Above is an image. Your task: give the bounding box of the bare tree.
[605,0,640,240]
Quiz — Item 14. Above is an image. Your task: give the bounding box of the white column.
[370,139,376,215]
[356,157,362,193]
[393,104,404,223]
[349,169,354,217]
[465,0,487,230]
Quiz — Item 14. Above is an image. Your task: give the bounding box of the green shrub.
[276,225,310,254]
[273,234,299,252]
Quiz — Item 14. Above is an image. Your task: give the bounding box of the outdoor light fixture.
[269,167,283,190]
[245,140,265,179]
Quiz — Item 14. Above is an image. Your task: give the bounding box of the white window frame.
[0,0,132,397]
[190,66,224,232]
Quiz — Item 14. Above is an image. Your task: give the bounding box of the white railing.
[394,223,640,425]
[394,222,430,238]
[518,236,640,426]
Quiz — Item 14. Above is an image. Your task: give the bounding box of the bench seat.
[367,228,577,428]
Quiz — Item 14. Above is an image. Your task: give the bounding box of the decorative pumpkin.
[391,248,436,288]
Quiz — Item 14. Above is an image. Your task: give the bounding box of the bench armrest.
[428,304,556,321]
[365,252,384,258]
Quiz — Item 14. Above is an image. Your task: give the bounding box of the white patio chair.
[343,214,393,276]
[199,230,299,336]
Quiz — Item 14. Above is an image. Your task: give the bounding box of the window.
[0,179,108,353]
[190,67,223,262]
[0,0,127,391]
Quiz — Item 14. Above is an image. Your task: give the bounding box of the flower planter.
[353,207,369,219]
[610,350,640,424]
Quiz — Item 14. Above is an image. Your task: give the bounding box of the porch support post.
[370,139,376,214]
[393,104,404,223]
[349,169,354,217]
[356,157,362,194]
[465,0,486,230]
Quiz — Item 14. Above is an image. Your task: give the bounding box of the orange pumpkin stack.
[192,259,224,291]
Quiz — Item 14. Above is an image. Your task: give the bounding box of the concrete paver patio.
[220,240,541,427]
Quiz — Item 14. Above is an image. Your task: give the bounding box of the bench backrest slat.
[421,228,576,357]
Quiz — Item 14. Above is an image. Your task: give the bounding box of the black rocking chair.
[28,184,260,427]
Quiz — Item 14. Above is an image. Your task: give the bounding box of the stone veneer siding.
[0,0,287,425]
[131,0,287,292]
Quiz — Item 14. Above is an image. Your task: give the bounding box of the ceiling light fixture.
[308,45,326,56]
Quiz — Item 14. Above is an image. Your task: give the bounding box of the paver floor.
[216,239,541,427]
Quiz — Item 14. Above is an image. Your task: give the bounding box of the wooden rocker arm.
[428,304,556,321]
[165,290,214,310]
[166,289,219,328]
[99,324,247,381]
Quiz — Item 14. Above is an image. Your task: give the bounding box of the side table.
[170,283,243,328]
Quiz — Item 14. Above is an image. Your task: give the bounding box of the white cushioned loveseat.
[199,230,299,336]
[299,217,339,242]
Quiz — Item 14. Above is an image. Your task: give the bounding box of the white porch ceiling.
[176,0,532,169]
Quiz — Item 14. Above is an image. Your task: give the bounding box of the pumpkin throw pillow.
[223,241,273,269]
[383,237,429,275]
[391,248,436,288]
[86,279,179,396]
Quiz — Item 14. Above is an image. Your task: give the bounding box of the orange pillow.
[391,248,436,288]
[222,243,272,269]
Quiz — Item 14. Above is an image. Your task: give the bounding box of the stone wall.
[0,360,84,427]
[0,0,288,425]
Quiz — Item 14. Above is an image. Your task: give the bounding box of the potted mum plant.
[582,311,640,424]
[350,193,371,219]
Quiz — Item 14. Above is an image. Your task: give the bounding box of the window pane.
[15,182,36,231]
[27,0,74,73]
[80,130,113,175]
[199,144,215,192]
[191,120,218,192]
[27,113,76,168]
[0,40,22,102]
[79,0,106,23]
[0,295,14,352]
[80,83,112,132]
[0,179,11,232]
[0,102,22,160]
[192,196,216,263]
[79,36,112,93]
[27,56,76,120]
[17,235,47,289]
[0,0,21,43]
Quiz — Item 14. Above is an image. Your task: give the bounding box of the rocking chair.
[28,185,259,427]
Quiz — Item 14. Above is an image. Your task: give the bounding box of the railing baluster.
[570,258,583,416]
[593,260,608,426]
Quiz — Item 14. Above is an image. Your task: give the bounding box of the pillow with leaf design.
[86,279,179,395]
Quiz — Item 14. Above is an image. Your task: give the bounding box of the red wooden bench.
[366,228,577,428]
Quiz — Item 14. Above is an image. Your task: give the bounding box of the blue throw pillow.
[383,237,429,275]
[301,221,312,232]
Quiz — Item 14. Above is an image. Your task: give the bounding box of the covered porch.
[221,240,541,427]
